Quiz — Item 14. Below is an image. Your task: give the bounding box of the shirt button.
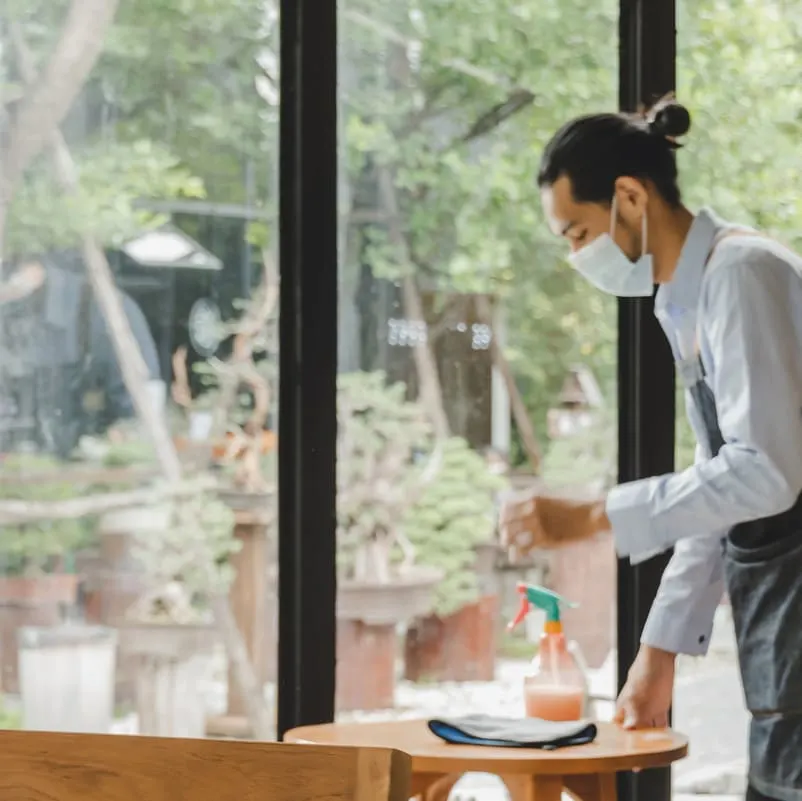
[698,635,706,644]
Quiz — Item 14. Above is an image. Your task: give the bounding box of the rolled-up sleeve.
[607,241,802,562]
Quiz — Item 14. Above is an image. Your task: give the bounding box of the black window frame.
[277,2,678,801]
[617,2,677,800]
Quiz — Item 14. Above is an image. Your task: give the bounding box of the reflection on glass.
[673,0,802,792]
[337,0,617,795]
[0,2,278,739]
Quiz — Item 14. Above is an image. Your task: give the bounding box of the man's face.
[541,174,646,261]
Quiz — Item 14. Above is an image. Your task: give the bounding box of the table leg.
[502,775,564,801]
[563,774,617,801]
[411,772,463,801]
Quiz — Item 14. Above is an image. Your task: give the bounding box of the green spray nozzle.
[507,582,578,631]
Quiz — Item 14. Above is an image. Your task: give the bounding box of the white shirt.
[605,208,802,655]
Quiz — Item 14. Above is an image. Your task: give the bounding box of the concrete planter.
[119,622,217,738]
[0,574,79,693]
[18,624,117,733]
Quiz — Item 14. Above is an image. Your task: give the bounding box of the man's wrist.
[641,644,677,665]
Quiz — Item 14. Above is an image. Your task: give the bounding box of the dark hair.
[537,100,691,207]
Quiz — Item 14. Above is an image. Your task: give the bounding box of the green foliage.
[7,141,204,257]
[337,371,431,580]
[340,0,620,456]
[102,439,158,468]
[10,0,802,508]
[0,699,21,730]
[401,437,504,616]
[0,455,94,575]
[541,407,617,491]
[5,0,273,257]
[131,490,240,601]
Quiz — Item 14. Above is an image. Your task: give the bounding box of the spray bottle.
[508,582,589,722]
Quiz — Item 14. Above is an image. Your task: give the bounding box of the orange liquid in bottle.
[523,629,586,721]
[524,683,585,721]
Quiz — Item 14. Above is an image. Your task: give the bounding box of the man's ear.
[613,176,648,223]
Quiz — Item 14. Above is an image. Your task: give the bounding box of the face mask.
[567,196,653,297]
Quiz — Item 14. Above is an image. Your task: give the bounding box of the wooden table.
[285,719,688,801]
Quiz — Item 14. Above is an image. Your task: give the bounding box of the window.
[0,1,278,740]
[336,4,620,795]
[672,0,802,793]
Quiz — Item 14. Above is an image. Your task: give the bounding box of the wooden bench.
[0,731,411,801]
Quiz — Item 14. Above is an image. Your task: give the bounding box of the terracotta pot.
[403,594,500,683]
[0,574,79,694]
[336,619,397,712]
[81,506,171,706]
[335,567,441,711]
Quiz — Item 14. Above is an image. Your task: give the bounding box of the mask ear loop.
[610,195,618,238]
[641,209,648,258]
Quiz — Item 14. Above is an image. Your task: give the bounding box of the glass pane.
[0,2,278,739]
[337,0,618,792]
[673,0,801,794]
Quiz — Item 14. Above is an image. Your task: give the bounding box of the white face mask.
[567,196,653,297]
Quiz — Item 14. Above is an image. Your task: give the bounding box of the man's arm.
[607,243,802,562]
[641,537,724,656]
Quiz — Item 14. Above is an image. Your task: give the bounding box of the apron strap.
[690,227,773,359]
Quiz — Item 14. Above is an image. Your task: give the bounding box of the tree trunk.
[11,23,271,740]
[0,1,120,257]
[475,295,541,474]
[376,168,450,441]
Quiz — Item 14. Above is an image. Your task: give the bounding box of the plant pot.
[0,574,79,694]
[83,506,171,706]
[336,567,441,712]
[18,624,117,733]
[403,594,500,683]
[119,622,217,738]
[336,567,441,625]
[403,543,502,683]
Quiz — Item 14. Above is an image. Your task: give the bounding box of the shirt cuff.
[606,478,668,564]
[640,585,721,657]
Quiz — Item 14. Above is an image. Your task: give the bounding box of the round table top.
[285,719,688,776]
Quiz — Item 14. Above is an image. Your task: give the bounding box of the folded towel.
[428,714,597,750]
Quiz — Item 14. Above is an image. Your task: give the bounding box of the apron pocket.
[725,533,802,715]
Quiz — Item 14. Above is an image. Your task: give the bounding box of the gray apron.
[676,234,802,801]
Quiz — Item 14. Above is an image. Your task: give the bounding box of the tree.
[340,0,619,455]
[1,0,275,738]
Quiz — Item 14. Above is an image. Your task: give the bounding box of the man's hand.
[499,490,610,559]
[615,645,676,729]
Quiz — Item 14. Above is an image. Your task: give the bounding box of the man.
[0,249,160,457]
[500,99,802,801]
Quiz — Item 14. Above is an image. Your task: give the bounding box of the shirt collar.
[655,207,726,316]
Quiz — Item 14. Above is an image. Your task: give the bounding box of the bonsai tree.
[337,371,433,584]
[541,405,616,493]
[126,487,240,624]
[400,438,505,617]
[0,454,94,576]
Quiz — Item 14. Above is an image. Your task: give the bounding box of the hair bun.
[648,100,691,139]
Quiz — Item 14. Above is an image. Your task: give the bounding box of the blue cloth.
[428,715,597,750]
